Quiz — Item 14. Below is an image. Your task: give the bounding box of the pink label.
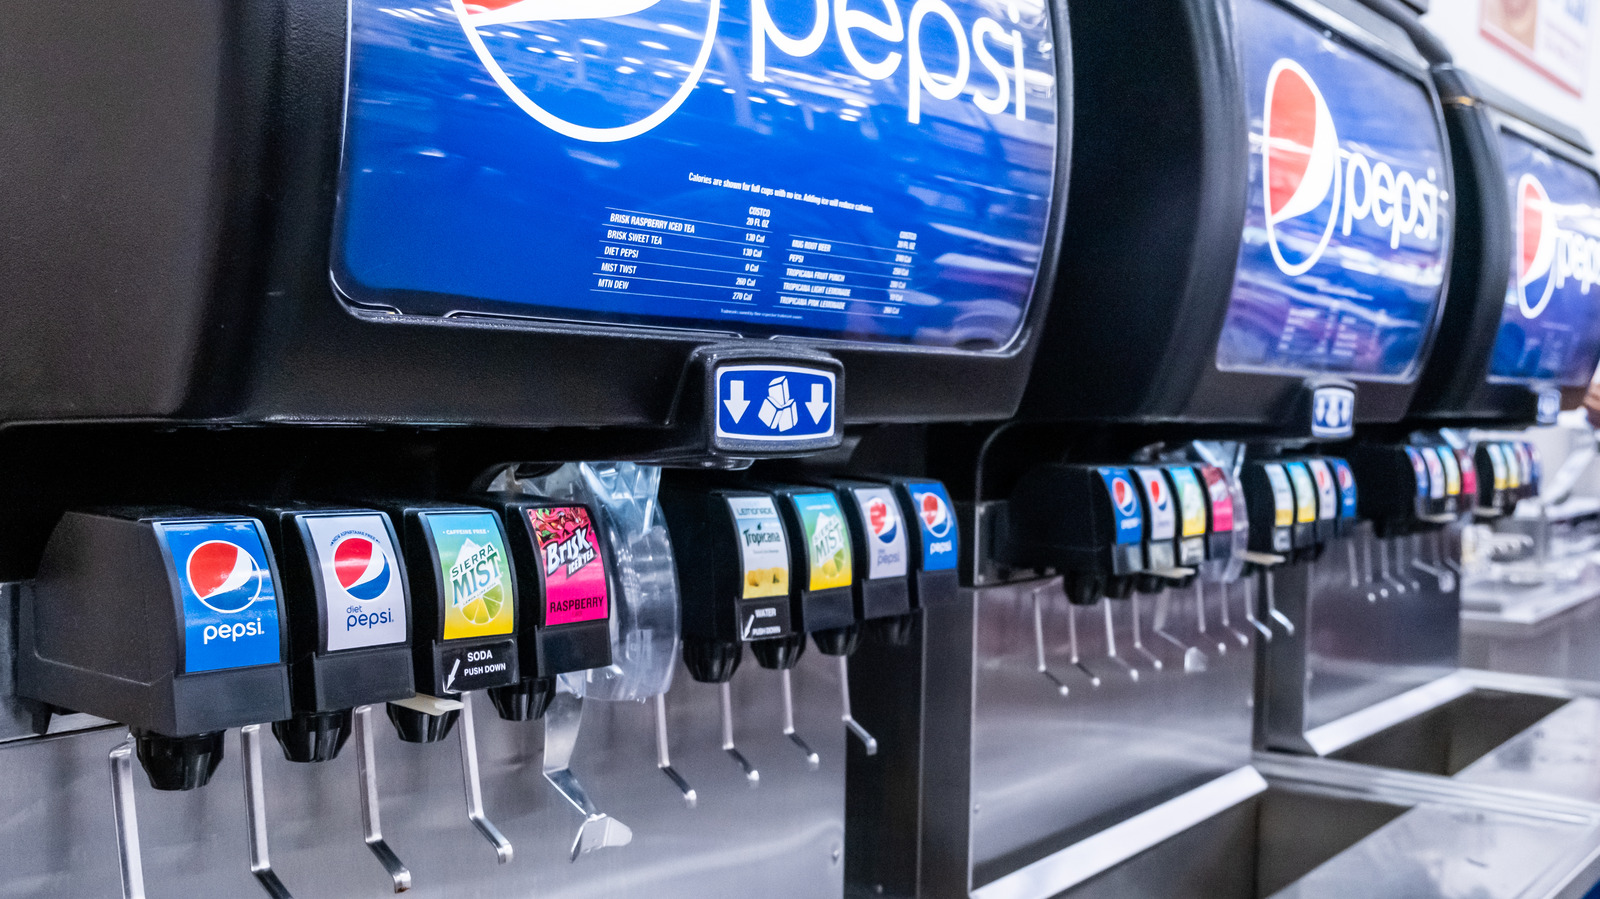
[1201,467,1234,532]
[528,506,609,627]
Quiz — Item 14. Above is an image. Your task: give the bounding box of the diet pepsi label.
[1098,468,1144,546]
[304,514,409,652]
[1220,0,1449,379]
[1307,459,1337,521]
[157,519,283,674]
[1133,468,1177,542]
[853,487,908,580]
[715,365,835,444]
[1490,130,1600,385]
[905,482,958,571]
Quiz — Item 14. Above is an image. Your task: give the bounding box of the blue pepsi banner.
[1488,130,1600,386]
[1217,0,1450,380]
[904,481,957,571]
[333,0,1058,350]
[1098,467,1143,546]
[156,520,284,674]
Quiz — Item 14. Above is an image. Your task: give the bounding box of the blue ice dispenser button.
[715,365,836,443]
[1098,468,1144,546]
[1311,386,1355,439]
[1537,388,1560,425]
[156,519,283,674]
[905,482,958,572]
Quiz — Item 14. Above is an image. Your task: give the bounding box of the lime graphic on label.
[430,513,514,640]
[795,493,852,591]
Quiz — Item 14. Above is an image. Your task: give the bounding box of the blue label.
[716,365,834,442]
[333,0,1058,350]
[1489,129,1600,387]
[1311,386,1355,438]
[156,520,283,674]
[1329,458,1358,519]
[904,482,958,572]
[1098,468,1144,546]
[1218,0,1450,379]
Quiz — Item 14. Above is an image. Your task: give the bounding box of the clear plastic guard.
[514,462,680,702]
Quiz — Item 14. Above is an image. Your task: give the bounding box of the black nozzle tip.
[682,638,742,684]
[1133,573,1165,595]
[133,729,226,791]
[750,632,807,670]
[272,709,353,763]
[488,677,557,722]
[385,704,460,744]
[1064,571,1105,606]
[811,624,860,657]
[1105,576,1136,600]
[865,613,918,646]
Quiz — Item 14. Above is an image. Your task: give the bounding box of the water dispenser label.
[1404,447,1430,497]
[905,482,958,571]
[1168,467,1208,539]
[715,365,835,443]
[1285,462,1316,524]
[1513,444,1531,486]
[1307,460,1337,521]
[728,495,790,600]
[1098,469,1145,546]
[305,514,409,652]
[529,506,609,626]
[1264,464,1294,527]
[853,487,907,580]
[1133,468,1176,541]
[1422,449,1446,500]
[793,493,853,591]
[1437,447,1462,496]
[1330,459,1358,519]
[429,512,515,640]
[1200,466,1235,532]
[157,519,283,674]
[1504,444,1522,488]
[1527,443,1542,483]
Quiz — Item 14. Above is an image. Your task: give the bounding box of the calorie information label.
[594,206,920,324]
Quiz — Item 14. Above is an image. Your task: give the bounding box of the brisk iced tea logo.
[450,0,1040,141]
[545,526,598,577]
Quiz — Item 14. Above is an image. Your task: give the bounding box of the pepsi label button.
[304,513,409,652]
[157,519,284,675]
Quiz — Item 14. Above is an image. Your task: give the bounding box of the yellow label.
[1266,466,1294,527]
[795,493,852,591]
[1287,464,1317,524]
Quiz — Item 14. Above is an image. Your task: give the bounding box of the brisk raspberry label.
[528,506,609,627]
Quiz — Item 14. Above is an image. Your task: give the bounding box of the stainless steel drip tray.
[1302,670,1600,804]
[975,763,1600,899]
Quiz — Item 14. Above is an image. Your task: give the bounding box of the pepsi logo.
[1337,466,1352,489]
[1112,478,1137,515]
[1261,59,1441,277]
[333,535,393,602]
[1516,173,1600,318]
[866,497,899,544]
[918,491,952,538]
[187,541,265,614]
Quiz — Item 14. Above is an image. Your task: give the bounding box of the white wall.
[1423,0,1600,148]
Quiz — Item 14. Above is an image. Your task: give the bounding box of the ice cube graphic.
[757,376,799,432]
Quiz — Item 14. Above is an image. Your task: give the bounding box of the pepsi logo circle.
[187,541,265,614]
[867,497,899,544]
[452,0,720,143]
[1518,173,1557,318]
[333,535,393,602]
[1261,59,1442,277]
[1337,466,1352,489]
[1113,478,1136,515]
[918,491,952,538]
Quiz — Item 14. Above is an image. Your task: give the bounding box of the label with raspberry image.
[529,506,609,627]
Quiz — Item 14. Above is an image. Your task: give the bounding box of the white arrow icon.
[444,658,461,693]
[724,379,750,422]
[806,384,830,424]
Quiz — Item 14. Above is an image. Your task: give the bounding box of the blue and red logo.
[867,497,900,544]
[918,491,952,540]
[187,540,266,614]
[1262,59,1442,277]
[1518,174,1557,318]
[333,535,393,601]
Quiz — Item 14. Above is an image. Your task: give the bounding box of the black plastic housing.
[884,478,962,612]
[1241,464,1295,555]
[1006,465,1146,605]
[1020,0,1447,433]
[827,480,914,625]
[658,486,798,684]
[0,1,1070,440]
[17,509,293,738]
[767,485,858,645]
[1349,446,1431,536]
[1407,75,1600,428]
[246,505,415,715]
